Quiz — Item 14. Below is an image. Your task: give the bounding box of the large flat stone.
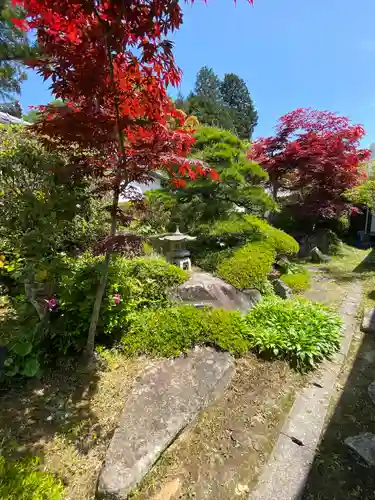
[97,347,234,499]
[362,308,375,333]
[345,433,375,467]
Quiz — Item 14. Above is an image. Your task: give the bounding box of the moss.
[281,270,311,293]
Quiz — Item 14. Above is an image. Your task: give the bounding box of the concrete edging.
[249,281,362,500]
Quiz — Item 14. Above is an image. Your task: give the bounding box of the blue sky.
[20,0,375,145]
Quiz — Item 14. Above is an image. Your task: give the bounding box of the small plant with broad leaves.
[246,296,342,371]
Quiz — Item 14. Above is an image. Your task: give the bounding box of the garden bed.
[0,354,159,500]
[129,354,304,500]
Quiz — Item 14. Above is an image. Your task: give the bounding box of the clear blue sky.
[20,0,375,145]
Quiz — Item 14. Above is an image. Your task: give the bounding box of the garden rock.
[173,271,261,313]
[345,433,375,467]
[310,247,331,263]
[272,278,292,299]
[368,381,375,406]
[362,308,375,333]
[97,347,234,499]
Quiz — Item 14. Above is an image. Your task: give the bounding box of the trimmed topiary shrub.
[216,242,276,292]
[281,270,311,293]
[121,305,250,357]
[246,296,342,370]
[0,455,64,500]
[204,214,299,256]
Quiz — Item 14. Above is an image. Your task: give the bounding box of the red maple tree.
[12,0,222,359]
[249,108,370,221]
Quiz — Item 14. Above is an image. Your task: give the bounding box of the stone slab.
[249,280,362,500]
[97,347,235,499]
[362,308,375,333]
[345,433,375,467]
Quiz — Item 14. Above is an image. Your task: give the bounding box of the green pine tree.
[220,73,258,140]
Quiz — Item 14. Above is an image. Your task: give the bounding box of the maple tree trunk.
[84,185,120,362]
[83,31,128,364]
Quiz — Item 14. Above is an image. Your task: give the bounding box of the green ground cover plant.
[0,455,64,500]
[246,296,342,370]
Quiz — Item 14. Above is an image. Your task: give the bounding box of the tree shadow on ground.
[300,329,375,500]
[317,248,375,284]
[353,248,375,274]
[0,360,104,461]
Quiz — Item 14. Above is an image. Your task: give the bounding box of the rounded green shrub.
[281,270,311,293]
[217,242,276,292]
[206,215,299,256]
[121,305,250,357]
[0,455,64,500]
[245,296,342,370]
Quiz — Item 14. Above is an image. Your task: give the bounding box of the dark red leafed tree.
[12,0,222,360]
[249,108,370,221]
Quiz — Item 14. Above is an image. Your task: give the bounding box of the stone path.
[97,347,234,499]
[249,278,362,500]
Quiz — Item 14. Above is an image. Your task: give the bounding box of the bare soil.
[129,354,304,500]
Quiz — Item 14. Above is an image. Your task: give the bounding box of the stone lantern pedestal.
[153,227,196,271]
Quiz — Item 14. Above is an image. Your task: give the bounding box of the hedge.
[216,242,276,292]
[121,305,250,357]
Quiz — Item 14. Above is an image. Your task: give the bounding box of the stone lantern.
[156,227,196,271]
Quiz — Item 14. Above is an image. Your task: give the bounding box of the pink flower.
[114,293,121,305]
[45,298,57,311]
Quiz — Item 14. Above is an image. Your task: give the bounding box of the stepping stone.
[368,381,375,406]
[362,308,375,333]
[97,347,234,499]
[345,433,375,466]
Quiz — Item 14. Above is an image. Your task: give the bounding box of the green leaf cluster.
[205,214,299,255]
[0,455,64,500]
[178,67,258,140]
[0,126,108,264]
[246,297,342,370]
[0,0,37,100]
[50,254,188,354]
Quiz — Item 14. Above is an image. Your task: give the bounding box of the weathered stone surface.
[345,433,375,466]
[368,381,375,406]
[362,308,375,333]
[97,347,234,499]
[272,278,292,299]
[173,271,261,313]
[310,246,331,263]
